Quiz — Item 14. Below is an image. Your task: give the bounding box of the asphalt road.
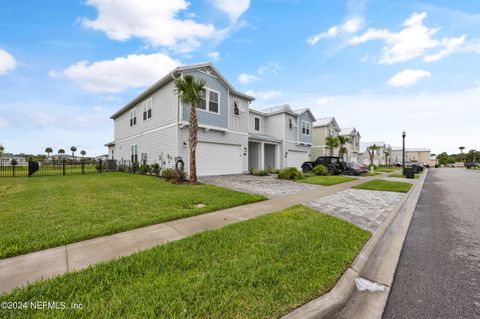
[383,168,480,319]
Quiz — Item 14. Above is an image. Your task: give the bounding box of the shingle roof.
[313,117,334,127]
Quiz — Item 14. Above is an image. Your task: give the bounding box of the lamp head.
[402,131,406,138]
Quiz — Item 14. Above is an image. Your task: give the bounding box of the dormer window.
[233,101,240,116]
[302,121,311,135]
[289,118,293,129]
[142,98,152,121]
[129,109,137,127]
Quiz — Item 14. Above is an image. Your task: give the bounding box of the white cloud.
[257,62,281,75]
[53,53,181,93]
[29,112,57,126]
[246,90,282,106]
[207,51,220,61]
[82,0,219,52]
[0,116,8,128]
[0,49,16,75]
[307,17,364,45]
[387,69,431,88]
[347,12,467,64]
[213,0,250,23]
[238,73,260,84]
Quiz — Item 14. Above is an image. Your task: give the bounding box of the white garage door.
[287,150,308,170]
[197,142,243,176]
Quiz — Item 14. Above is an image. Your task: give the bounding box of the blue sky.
[1,0,479,155]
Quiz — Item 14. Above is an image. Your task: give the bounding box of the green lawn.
[352,179,413,193]
[361,171,382,176]
[388,173,420,179]
[300,175,358,186]
[0,173,264,259]
[0,205,370,319]
[374,166,399,173]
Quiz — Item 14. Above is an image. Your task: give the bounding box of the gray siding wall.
[264,113,284,140]
[114,81,178,141]
[248,112,267,135]
[298,112,313,144]
[113,125,178,168]
[181,70,228,129]
[284,114,298,142]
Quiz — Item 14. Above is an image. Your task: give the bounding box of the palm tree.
[326,136,339,156]
[45,147,53,158]
[71,146,77,158]
[367,144,380,167]
[174,75,206,183]
[337,136,349,159]
[0,144,4,159]
[383,148,391,166]
[459,146,465,154]
[80,150,86,158]
[58,149,65,157]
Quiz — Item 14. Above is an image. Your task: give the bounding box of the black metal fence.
[0,158,117,177]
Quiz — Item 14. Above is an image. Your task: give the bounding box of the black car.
[343,162,368,175]
[302,156,346,175]
[466,162,479,169]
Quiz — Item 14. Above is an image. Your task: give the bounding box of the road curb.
[282,170,428,319]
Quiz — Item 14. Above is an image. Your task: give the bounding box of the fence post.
[99,159,102,173]
[62,158,66,176]
[82,159,85,174]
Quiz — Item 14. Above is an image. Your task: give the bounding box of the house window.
[130,145,138,162]
[198,89,207,110]
[302,121,311,135]
[129,109,137,127]
[289,118,293,129]
[209,91,219,113]
[196,88,219,114]
[142,98,152,121]
[233,101,240,116]
[254,117,260,131]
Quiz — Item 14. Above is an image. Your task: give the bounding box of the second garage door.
[286,150,308,170]
[197,142,243,176]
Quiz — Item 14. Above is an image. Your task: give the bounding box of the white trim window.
[233,101,240,116]
[130,144,138,162]
[129,109,137,127]
[254,117,260,131]
[142,98,152,121]
[289,118,293,129]
[302,121,311,135]
[197,88,220,114]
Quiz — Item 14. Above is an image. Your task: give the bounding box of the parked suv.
[302,156,346,175]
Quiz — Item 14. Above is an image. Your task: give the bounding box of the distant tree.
[437,152,454,166]
[326,136,340,156]
[459,146,465,154]
[174,75,206,183]
[337,136,349,159]
[80,150,86,158]
[45,147,53,157]
[71,146,77,158]
[58,149,65,157]
[465,149,478,163]
[367,144,381,167]
[0,144,4,159]
[383,148,391,166]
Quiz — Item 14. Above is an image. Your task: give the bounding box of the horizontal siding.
[298,112,313,144]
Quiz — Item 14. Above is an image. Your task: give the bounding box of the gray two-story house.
[106,63,315,176]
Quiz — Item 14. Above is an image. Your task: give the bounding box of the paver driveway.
[200,174,319,198]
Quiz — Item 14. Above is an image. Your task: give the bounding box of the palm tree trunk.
[189,102,198,183]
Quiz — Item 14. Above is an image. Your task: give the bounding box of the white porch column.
[260,142,265,170]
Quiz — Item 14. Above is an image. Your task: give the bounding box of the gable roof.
[293,108,316,121]
[313,117,340,130]
[110,62,254,119]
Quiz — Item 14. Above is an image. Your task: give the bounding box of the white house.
[359,141,392,166]
[106,63,315,176]
[339,127,361,163]
[311,117,341,158]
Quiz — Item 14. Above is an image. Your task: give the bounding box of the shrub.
[249,168,269,176]
[117,164,127,172]
[151,163,160,176]
[278,167,304,180]
[139,164,150,175]
[267,167,280,174]
[313,164,329,176]
[130,161,139,174]
[162,168,177,182]
[176,169,187,183]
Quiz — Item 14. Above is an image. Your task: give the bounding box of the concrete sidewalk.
[0,174,383,294]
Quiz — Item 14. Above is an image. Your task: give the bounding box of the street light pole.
[402,131,406,175]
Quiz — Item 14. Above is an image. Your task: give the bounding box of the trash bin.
[404,167,415,179]
[419,166,424,173]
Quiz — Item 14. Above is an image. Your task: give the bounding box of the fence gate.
[28,161,39,177]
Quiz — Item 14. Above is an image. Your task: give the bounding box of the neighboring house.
[311,117,340,159]
[390,147,431,165]
[359,141,392,166]
[248,105,315,171]
[339,127,361,162]
[106,63,315,176]
[0,153,27,164]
